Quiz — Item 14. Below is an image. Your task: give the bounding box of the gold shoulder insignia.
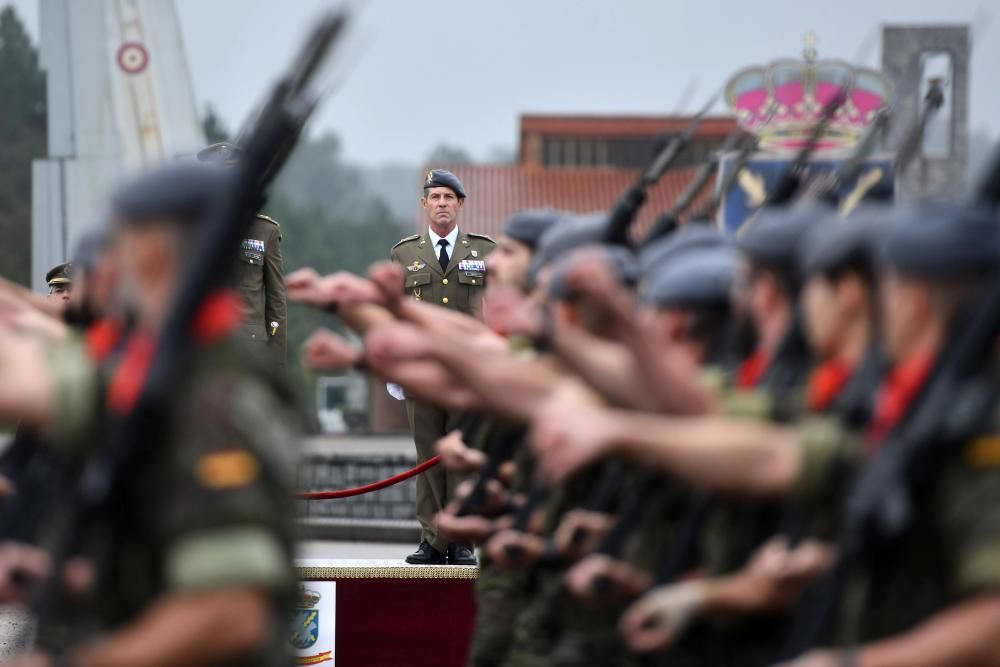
[392,234,421,249]
[965,436,1000,468]
[466,232,496,244]
[256,214,280,226]
[196,449,259,490]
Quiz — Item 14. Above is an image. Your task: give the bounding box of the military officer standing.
[198,143,288,366]
[45,263,72,304]
[390,169,495,565]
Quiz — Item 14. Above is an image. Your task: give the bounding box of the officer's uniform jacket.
[233,214,287,364]
[391,228,496,315]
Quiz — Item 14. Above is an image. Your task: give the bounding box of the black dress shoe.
[448,542,478,566]
[405,541,447,565]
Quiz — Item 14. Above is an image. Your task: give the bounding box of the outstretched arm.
[563,256,714,415]
[16,587,273,667]
[530,401,802,495]
[776,595,1000,667]
[285,268,394,334]
[364,320,574,420]
[0,332,57,427]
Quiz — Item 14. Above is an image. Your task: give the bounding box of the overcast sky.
[7,0,1000,167]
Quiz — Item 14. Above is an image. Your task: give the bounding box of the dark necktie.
[437,238,450,272]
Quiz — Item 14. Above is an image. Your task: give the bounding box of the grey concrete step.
[297,517,421,543]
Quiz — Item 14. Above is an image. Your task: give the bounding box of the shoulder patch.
[256,214,280,226]
[392,234,422,249]
[965,436,1000,468]
[466,232,496,244]
[196,449,260,489]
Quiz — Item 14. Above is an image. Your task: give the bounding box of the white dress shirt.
[427,226,460,263]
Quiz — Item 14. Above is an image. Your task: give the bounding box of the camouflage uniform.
[44,327,301,666]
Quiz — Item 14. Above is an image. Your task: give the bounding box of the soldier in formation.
[0,162,300,666]
[287,151,1000,667]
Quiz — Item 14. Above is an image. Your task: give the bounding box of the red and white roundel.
[116,42,149,75]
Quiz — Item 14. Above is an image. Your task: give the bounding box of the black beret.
[503,209,565,249]
[736,204,835,268]
[46,263,72,286]
[547,245,640,301]
[423,169,466,198]
[196,142,243,166]
[640,247,736,308]
[639,223,726,277]
[111,162,232,224]
[798,204,892,278]
[882,202,1000,279]
[528,213,607,285]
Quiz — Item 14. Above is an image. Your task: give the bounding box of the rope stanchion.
[299,455,441,500]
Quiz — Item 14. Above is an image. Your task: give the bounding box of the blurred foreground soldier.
[64,230,114,328]
[45,263,72,304]
[0,162,300,667]
[198,142,288,366]
[391,168,495,565]
[461,209,563,667]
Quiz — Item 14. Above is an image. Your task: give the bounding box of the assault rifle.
[32,11,350,622]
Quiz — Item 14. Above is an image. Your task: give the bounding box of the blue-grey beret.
[528,213,607,284]
[737,204,835,267]
[422,168,466,198]
[882,202,1000,279]
[71,228,111,273]
[798,204,892,278]
[547,245,640,301]
[640,246,736,308]
[639,223,726,277]
[111,162,231,224]
[503,209,566,250]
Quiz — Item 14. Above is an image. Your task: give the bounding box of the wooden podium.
[294,559,478,667]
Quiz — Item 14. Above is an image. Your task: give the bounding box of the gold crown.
[298,586,322,608]
[426,170,434,184]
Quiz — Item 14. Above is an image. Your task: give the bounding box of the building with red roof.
[422,114,738,239]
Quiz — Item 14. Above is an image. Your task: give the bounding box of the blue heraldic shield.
[290,607,320,650]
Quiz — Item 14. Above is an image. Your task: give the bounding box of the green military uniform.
[791,411,1000,645]
[45,332,301,666]
[35,161,300,665]
[465,420,532,667]
[390,228,495,554]
[234,214,287,366]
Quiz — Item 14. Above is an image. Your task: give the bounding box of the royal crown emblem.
[724,33,891,155]
[298,586,322,609]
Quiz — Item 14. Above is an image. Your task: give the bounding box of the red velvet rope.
[298,455,441,500]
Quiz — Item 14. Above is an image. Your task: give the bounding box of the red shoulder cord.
[864,353,935,454]
[806,359,854,413]
[736,350,769,390]
[106,291,244,414]
[84,319,125,364]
